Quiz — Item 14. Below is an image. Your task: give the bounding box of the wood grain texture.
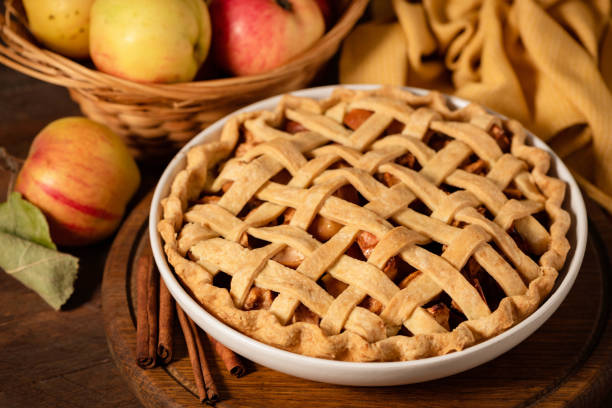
[102,193,612,408]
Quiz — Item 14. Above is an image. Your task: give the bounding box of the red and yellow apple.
[23,0,95,59]
[15,117,140,246]
[209,0,325,76]
[89,0,212,83]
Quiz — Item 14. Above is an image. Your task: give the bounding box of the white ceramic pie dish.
[149,85,588,386]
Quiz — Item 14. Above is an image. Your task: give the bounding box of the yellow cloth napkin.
[340,0,612,212]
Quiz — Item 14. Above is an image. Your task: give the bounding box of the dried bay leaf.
[0,192,56,249]
[0,232,78,309]
[0,193,78,309]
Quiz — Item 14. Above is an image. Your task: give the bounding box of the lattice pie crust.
[158,87,571,361]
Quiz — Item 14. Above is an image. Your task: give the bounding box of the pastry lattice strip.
[183,98,553,341]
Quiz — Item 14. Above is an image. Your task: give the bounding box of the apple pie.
[157,87,571,361]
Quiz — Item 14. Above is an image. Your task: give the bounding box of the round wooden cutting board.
[102,192,612,408]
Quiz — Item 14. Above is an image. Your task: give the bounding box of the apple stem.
[276,0,293,12]
[0,148,22,174]
[0,147,24,199]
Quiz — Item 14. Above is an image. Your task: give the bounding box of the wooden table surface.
[1,64,612,407]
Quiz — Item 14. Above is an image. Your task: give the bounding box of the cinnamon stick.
[135,251,158,369]
[206,334,245,378]
[176,305,219,404]
[191,320,219,404]
[157,278,174,365]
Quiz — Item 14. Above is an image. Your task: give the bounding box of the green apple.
[23,0,95,59]
[90,0,211,83]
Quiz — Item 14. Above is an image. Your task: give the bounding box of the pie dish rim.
[148,84,587,385]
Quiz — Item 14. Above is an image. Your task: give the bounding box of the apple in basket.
[15,118,140,246]
[209,0,325,76]
[23,0,95,59]
[89,0,212,83]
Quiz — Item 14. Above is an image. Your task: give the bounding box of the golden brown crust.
[157,86,571,361]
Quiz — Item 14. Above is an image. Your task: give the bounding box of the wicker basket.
[0,0,368,158]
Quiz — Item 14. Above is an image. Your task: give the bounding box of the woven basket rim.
[0,0,368,100]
